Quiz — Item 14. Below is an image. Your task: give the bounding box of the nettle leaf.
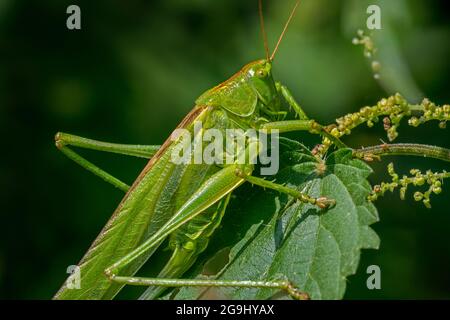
[173,145,379,300]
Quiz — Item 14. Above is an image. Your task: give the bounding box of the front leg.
[276,82,308,120]
[234,167,335,209]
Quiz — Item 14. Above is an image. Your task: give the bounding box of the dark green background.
[1,0,449,299]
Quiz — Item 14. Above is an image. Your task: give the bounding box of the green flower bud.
[330,128,340,137]
[413,191,423,201]
[433,187,442,194]
[371,61,381,73]
[400,187,406,200]
[415,177,425,186]
[408,117,420,127]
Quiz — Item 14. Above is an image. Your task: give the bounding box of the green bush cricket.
[53,0,345,300]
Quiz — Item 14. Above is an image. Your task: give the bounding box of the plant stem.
[354,143,450,163]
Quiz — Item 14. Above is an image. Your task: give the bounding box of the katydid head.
[243,59,278,107]
[237,0,301,116]
[195,1,300,120]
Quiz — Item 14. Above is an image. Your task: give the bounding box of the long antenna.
[270,0,301,61]
[258,0,270,60]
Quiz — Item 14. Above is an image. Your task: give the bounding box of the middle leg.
[234,167,335,209]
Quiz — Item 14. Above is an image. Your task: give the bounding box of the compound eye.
[256,69,267,78]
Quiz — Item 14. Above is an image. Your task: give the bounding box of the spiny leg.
[261,119,347,148]
[55,132,161,192]
[276,82,308,120]
[274,83,347,148]
[55,132,160,158]
[260,105,288,120]
[112,276,309,300]
[103,164,309,300]
[234,168,335,209]
[56,144,130,192]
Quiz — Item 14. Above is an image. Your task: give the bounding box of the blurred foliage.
[0,0,449,299]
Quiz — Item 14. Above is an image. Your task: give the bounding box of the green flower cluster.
[408,98,449,129]
[329,93,409,142]
[327,94,449,143]
[352,30,381,79]
[352,29,376,58]
[368,163,449,208]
